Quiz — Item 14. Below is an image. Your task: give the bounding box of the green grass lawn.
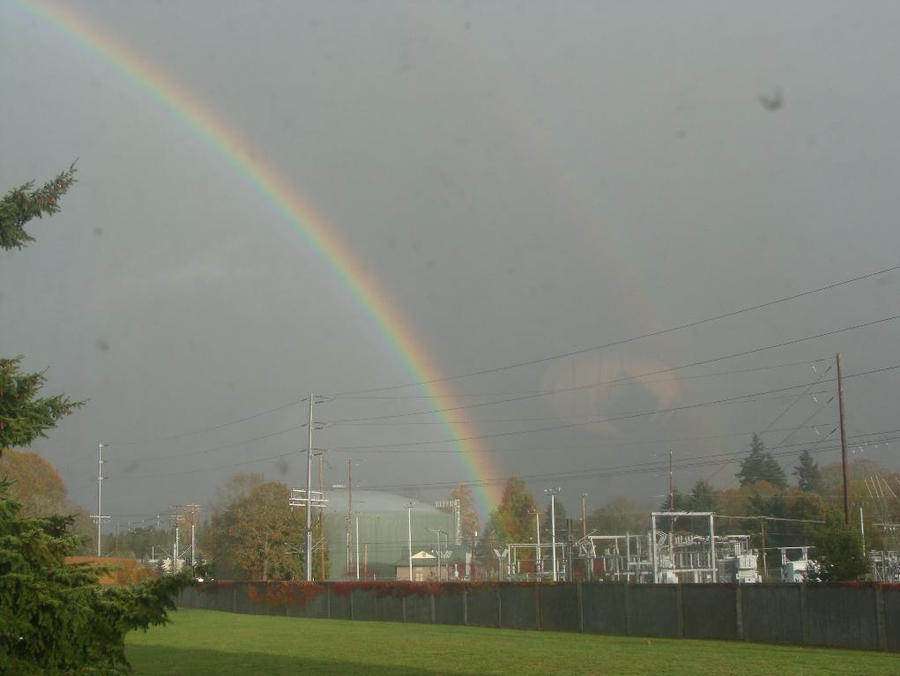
[126,609,899,675]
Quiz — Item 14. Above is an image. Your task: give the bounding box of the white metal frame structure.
[650,511,717,584]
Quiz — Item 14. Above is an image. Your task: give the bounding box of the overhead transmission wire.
[121,364,900,485]
[122,425,900,484]
[334,358,829,400]
[102,264,897,448]
[108,398,301,447]
[128,363,900,468]
[324,314,900,424]
[128,383,834,467]
[330,263,900,396]
[333,389,832,427]
[104,359,827,468]
[360,431,900,492]
[325,363,900,451]
[701,361,833,484]
[319,421,841,456]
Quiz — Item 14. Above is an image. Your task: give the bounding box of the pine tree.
[1,167,82,456]
[688,480,718,511]
[0,164,76,250]
[793,449,823,493]
[0,481,192,672]
[0,168,192,672]
[736,434,787,489]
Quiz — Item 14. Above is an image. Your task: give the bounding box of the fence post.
[676,584,684,638]
[577,582,584,633]
[535,583,541,630]
[735,584,744,640]
[326,583,332,619]
[430,592,436,624]
[800,584,809,645]
[624,583,632,636]
[401,596,407,623]
[497,586,502,628]
[875,585,888,651]
[463,587,468,626]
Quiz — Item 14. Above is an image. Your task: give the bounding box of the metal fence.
[177,581,900,652]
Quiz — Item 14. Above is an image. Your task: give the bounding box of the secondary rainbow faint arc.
[24,0,502,512]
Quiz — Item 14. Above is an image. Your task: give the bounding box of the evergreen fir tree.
[1,167,82,456]
[0,168,192,672]
[793,449,823,493]
[736,434,787,489]
[0,481,192,672]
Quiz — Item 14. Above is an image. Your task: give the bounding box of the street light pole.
[304,394,314,582]
[97,442,104,556]
[91,443,110,557]
[407,502,414,582]
[544,487,561,582]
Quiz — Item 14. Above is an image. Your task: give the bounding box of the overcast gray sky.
[2,1,899,525]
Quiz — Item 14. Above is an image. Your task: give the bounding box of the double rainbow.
[23,0,502,512]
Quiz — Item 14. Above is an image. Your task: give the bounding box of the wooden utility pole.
[581,493,587,538]
[669,450,675,510]
[837,353,850,524]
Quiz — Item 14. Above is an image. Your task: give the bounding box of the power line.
[330,263,900,396]
[332,358,829,400]
[124,363,900,468]
[326,314,900,424]
[330,389,832,427]
[120,424,900,484]
[701,362,832,485]
[338,423,883,456]
[142,424,306,462]
[121,388,811,470]
[326,364,900,451]
[98,265,898,451]
[362,433,900,492]
[109,398,301,447]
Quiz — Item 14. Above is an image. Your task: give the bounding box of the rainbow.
[22,0,502,512]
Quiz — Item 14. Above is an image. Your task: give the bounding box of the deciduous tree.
[588,497,647,534]
[206,480,305,580]
[809,509,868,581]
[0,448,94,553]
[488,476,536,544]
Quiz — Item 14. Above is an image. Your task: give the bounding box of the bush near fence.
[177,580,900,653]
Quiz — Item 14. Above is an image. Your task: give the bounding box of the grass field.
[126,609,900,675]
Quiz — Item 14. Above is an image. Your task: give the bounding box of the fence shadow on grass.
[126,644,465,676]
